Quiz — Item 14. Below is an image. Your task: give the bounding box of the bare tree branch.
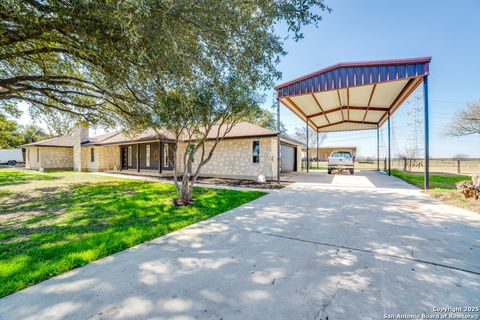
[449,102,480,136]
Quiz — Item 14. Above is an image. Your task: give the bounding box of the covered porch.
[118,141,175,174]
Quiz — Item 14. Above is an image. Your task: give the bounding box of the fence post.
[457,160,461,174]
[384,158,387,171]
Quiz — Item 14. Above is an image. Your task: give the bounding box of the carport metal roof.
[274,57,431,133]
[273,57,432,189]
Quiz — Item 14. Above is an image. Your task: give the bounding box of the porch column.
[306,120,309,173]
[160,142,164,173]
[387,113,391,176]
[158,141,162,174]
[423,76,430,189]
[316,132,319,168]
[376,127,380,171]
[136,143,140,172]
[277,98,281,183]
[119,146,123,171]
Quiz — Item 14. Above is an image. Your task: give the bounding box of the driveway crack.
[313,247,345,320]
[229,226,480,276]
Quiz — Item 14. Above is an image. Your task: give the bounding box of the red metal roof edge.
[274,57,432,90]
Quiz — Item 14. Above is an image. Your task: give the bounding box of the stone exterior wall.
[73,126,89,172]
[25,136,301,179]
[26,145,119,172]
[80,145,120,172]
[25,147,73,170]
[176,137,279,180]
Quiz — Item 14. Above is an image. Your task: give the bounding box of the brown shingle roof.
[204,122,275,140]
[22,122,278,147]
[21,135,74,147]
[94,122,276,145]
[88,128,176,146]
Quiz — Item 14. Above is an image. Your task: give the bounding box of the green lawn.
[0,169,265,297]
[302,162,328,170]
[390,169,470,189]
[390,169,479,213]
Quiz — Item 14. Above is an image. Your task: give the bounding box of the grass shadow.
[0,179,265,297]
[0,170,59,187]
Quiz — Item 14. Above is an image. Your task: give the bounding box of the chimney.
[73,123,89,172]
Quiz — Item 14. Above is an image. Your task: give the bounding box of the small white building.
[0,148,24,165]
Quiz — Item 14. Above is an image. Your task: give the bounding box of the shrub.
[457,180,480,200]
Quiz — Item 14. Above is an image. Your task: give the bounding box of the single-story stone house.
[22,122,303,180]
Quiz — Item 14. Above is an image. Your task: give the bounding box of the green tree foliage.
[0,115,22,148]
[142,0,331,203]
[0,0,150,126]
[1,0,331,129]
[245,108,287,134]
[150,78,262,204]
[20,124,48,145]
[2,0,331,203]
[0,116,46,148]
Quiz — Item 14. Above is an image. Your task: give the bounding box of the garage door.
[280,144,296,172]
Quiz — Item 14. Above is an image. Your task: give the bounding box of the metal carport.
[274,57,431,188]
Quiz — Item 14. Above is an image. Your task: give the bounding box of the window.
[331,152,352,158]
[163,144,170,167]
[252,141,260,163]
[90,148,95,162]
[146,144,151,167]
[128,146,132,166]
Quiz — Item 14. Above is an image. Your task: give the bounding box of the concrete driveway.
[1,171,479,320]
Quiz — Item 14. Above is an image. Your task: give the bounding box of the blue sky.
[15,0,480,157]
[266,0,480,158]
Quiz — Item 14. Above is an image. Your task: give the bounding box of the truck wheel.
[7,160,16,166]
[350,169,354,175]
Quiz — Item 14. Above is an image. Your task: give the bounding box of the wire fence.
[302,158,480,175]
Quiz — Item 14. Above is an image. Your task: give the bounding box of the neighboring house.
[306,146,357,161]
[22,122,303,180]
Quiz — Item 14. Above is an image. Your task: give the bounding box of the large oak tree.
[142,0,331,204]
[2,0,331,203]
[0,1,155,126]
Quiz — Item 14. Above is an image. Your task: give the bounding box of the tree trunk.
[174,150,195,205]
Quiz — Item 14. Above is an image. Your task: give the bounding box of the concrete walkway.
[1,171,479,320]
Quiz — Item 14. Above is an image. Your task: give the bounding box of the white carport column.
[387,113,391,176]
[277,97,281,183]
[306,120,309,173]
[424,76,430,189]
[376,127,380,171]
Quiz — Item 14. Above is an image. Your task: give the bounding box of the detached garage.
[280,136,303,173]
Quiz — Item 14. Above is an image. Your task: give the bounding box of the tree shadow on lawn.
[0,180,265,297]
[0,170,59,187]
